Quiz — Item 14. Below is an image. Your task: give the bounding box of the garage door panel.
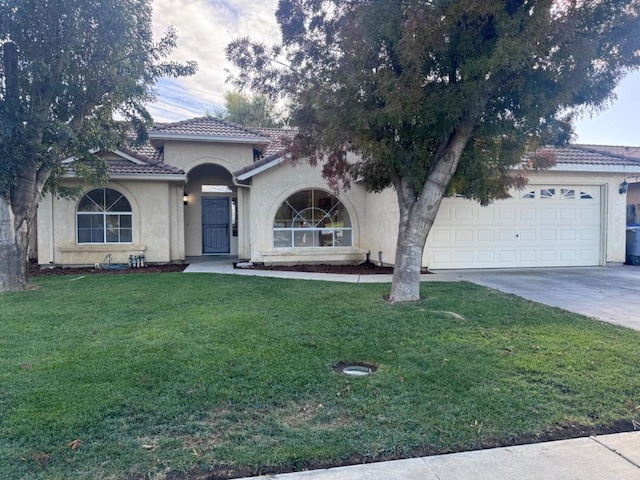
[432,230,451,243]
[580,209,598,220]
[540,229,557,241]
[455,207,473,221]
[519,250,536,262]
[455,251,474,264]
[559,250,577,262]
[561,209,578,220]
[520,208,536,220]
[477,251,495,262]
[519,229,537,242]
[477,209,495,220]
[477,230,495,242]
[540,209,557,220]
[540,250,557,262]
[499,229,517,241]
[438,207,453,221]
[499,208,516,220]
[498,251,516,262]
[431,251,452,264]
[427,185,601,269]
[455,230,473,242]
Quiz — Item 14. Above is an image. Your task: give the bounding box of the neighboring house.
[36,117,640,270]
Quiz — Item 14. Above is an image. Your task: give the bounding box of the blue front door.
[202,197,230,254]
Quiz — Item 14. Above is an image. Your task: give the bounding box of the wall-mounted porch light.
[183,191,189,205]
[619,180,629,195]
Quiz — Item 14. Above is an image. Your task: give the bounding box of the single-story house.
[36,117,640,270]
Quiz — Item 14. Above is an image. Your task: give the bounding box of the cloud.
[149,0,280,122]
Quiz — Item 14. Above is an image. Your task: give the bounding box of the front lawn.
[2,273,640,479]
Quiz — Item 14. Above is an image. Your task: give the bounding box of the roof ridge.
[151,116,270,139]
[120,147,184,173]
[119,146,159,165]
[575,143,640,149]
[569,145,640,163]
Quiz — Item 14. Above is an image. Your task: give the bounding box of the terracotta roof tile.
[151,116,270,141]
[107,160,183,175]
[536,145,640,166]
[256,128,296,157]
[573,144,640,161]
[123,144,164,164]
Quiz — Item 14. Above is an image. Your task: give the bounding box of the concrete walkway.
[183,258,442,284]
[237,432,640,480]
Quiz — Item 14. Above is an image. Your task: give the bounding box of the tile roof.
[536,145,640,166]
[151,116,271,141]
[107,160,183,175]
[233,155,283,179]
[256,128,297,157]
[96,117,640,180]
[572,144,640,161]
[122,143,164,164]
[231,128,297,179]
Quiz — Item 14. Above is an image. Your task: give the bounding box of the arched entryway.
[184,164,238,256]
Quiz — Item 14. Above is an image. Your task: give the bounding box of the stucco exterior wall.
[37,179,184,266]
[163,141,255,174]
[361,171,630,268]
[362,187,399,267]
[248,161,369,264]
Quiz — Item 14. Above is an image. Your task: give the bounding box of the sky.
[149,0,640,147]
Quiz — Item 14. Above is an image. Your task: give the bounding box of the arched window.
[273,189,352,248]
[77,188,132,244]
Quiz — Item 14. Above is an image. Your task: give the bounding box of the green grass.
[2,273,640,479]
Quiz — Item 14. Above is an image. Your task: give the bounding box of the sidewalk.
[237,432,640,480]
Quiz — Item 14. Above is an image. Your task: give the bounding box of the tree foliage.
[0,0,196,292]
[215,91,285,128]
[227,0,640,301]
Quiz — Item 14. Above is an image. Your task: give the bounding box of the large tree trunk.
[388,126,474,302]
[0,195,29,292]
[0,158,49,293]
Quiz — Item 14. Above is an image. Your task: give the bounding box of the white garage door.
[426,185,602,269]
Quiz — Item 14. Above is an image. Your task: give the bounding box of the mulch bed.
[31,260,638,278]
[29,261,404,277]
[29,263,187,277]
[237,261,397,275]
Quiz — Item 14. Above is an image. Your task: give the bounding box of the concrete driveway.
[435,266,640,331]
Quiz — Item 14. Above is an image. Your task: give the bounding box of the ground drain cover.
[333,362,377,376]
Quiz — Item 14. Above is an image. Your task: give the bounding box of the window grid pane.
[273,189,352,248]
[77,189,132,244]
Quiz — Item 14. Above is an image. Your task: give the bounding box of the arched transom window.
[77,188,132,243]
[274,189,352,248]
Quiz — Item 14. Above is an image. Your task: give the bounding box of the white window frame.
[77,188,133,244]
[273,189,353,248]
